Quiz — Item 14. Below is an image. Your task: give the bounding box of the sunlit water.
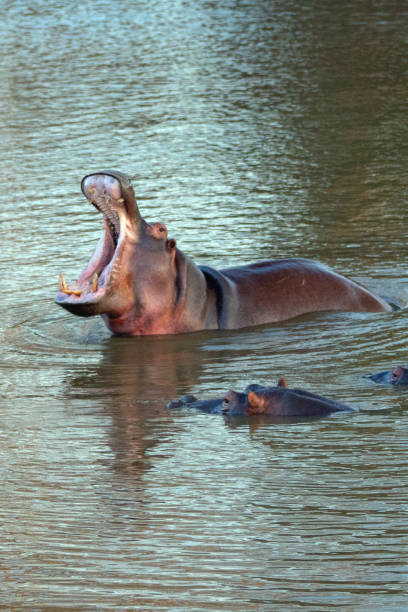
[1,0,408,609]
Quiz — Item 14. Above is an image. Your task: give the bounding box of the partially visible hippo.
[55,170,391,336]
[167,378,356,417]
[366,365,408,386]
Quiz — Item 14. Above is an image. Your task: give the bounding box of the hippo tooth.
[117,197,124,203]
[58,274,82,296]
[92,273,98,292]
[59,273,68,291]
[60,289,82,296]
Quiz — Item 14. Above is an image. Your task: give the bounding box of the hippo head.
[222,388,274,416]
[391,365,408,385]
[221,390,249,415]
[221,379,287,416]
[221,383,271,416]
[55,171,189,335]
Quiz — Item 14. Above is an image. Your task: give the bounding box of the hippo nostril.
[221,398,230,413]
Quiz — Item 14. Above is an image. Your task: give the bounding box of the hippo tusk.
[59,273,68,291]
[59,274,82,296]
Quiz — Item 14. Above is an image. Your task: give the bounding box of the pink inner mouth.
[56,174,124,303]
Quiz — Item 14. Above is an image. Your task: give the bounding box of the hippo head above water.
[55,170,213,335]
[220,377,357,417]
[168,378,356,418]
[366,365,408,386]
[55,171,390,336]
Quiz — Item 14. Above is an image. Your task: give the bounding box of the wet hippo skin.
[366,365,408,385]
[55,171,391,336]
[168,378,356,417]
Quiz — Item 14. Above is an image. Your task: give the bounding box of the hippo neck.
[198,265,239,329]
[100,249,218,335]
[174,251,219,332]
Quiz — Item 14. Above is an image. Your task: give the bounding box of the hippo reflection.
[366,365,408,386]
[168,378,356,417]
[55,171,391,336]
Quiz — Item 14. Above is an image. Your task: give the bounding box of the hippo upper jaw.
[55,171,144,318]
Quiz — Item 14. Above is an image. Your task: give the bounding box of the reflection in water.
[1,0,408,608]
[65,333,215,478]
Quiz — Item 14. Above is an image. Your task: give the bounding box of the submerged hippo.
[167,378,356,417]
[55,171,391,336]
[367,365,408,386]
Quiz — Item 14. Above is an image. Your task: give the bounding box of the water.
[1,0,408,609]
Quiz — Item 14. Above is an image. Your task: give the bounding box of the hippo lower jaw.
[55,173,131,317]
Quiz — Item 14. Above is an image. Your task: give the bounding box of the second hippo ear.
[166,238,176,252]
[247,389,266,414]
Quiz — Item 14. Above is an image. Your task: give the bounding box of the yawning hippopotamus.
[167,378,356,417]
[366,365,408,385]
[55,171,391,336]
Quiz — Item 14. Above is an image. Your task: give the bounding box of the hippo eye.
[221,397,231,410]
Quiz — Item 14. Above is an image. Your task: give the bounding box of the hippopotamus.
[55,170,391,336]
[167,378,356,417]
[366,365,408,385]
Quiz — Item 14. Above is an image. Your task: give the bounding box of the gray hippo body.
[168,378,356,418]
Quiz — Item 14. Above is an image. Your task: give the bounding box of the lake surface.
[1,0,408,609]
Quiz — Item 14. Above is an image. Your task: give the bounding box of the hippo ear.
[247,389,266,414]
[277,377,288,388]
[166,238,177,252]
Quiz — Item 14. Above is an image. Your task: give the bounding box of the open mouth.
[55,172,127,312]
